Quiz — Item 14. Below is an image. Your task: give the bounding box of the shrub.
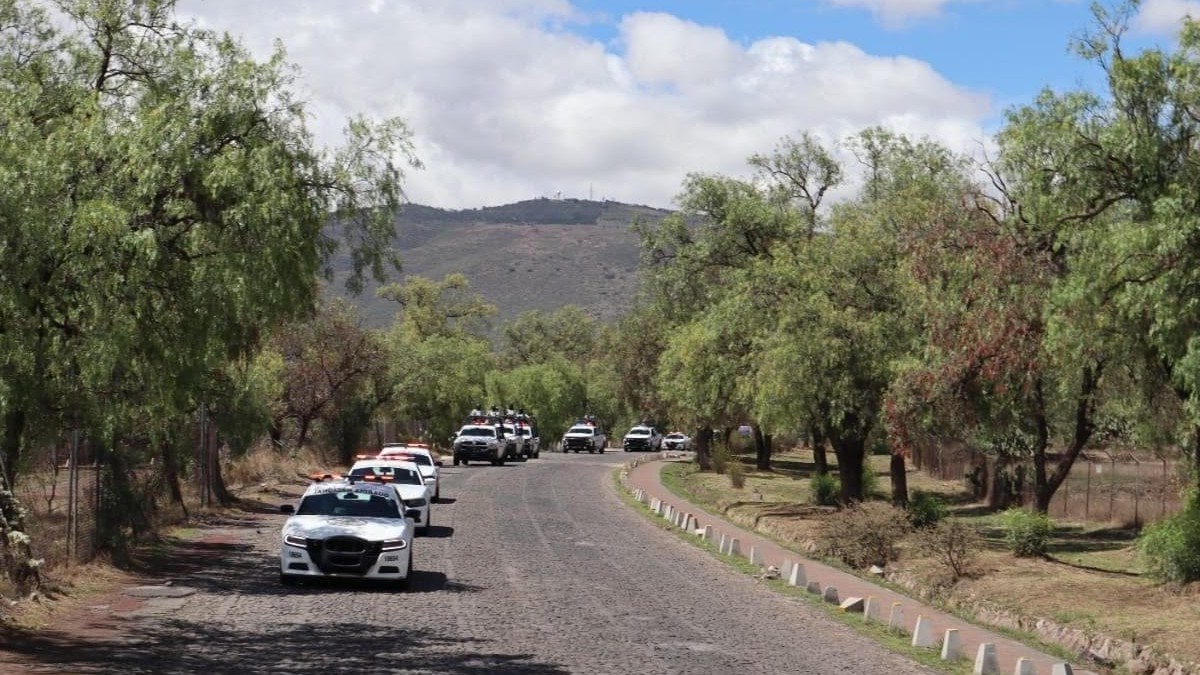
[815,501,911,568]
[708,443,730,475]
[728,461,746,489]
[861,461,879,498]
[998,508,1053,557]
[810,473,839,506]
[907,490,947,529]
[915,518,982,581]
[1138,492,1200,584]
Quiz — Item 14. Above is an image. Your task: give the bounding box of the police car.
[348,458,433,535]
[379,443,442,501]
[278,477,416,587]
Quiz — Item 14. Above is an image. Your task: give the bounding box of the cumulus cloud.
[176,0,993,210]
[1132,0,1200,35]
[821,0,965,28]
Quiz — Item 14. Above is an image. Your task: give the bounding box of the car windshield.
[460,427,495,438]
[568,426,593,435]
[349,466,423,485]
[408,454,432,466]
[629,429,649,436]
[296,490,400,518]
[519,428,532,437]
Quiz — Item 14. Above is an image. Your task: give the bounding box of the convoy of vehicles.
[380,443,442,501]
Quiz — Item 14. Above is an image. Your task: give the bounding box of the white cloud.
[176,0,993,210]
[1132,0,1200,35]
[821,0,963,28]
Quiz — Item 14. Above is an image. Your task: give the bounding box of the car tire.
[453,458,461,466]
[280,573,298,586]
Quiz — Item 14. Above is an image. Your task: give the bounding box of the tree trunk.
[296,416,312,449]
[207,428,234,507]
[1033,367,1097,513]
[161,439,188,518]
[890,452,909,508]
[1,408,26,486]
[752,425,771,471]
[693,425,711,471]
[809,424,828,475]
[830,434,866,504]
[1194,424,1200,492]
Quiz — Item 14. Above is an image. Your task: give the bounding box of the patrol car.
[278,477,417,587]
[348,458,433,534]
[380,443,442,501]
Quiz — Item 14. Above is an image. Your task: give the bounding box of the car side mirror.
[280,504,294,515]
[404,509,420,520]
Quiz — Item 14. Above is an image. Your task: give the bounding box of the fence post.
[67,429,79,564]
[1162,454,1169,521]
[198,402,209,509]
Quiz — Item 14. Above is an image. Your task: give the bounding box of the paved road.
[2,452,934,675]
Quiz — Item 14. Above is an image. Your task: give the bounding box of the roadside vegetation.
[5,4,1200,671]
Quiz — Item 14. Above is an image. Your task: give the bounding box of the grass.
[652,449,1200,671]
[613,468,977,675]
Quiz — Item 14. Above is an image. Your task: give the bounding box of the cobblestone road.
[0,452,934,675]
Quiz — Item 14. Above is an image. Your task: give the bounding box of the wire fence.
[15,434,102,571]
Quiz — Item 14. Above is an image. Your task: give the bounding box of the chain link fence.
[15,434,102,570]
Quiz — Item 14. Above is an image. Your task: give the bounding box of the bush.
[728,461,746,489]
[708,443,730,475]
[861,461,879,498]
[815,501,911,569]
[907,490,947,529]
[810,473,839,506]
[915,518,982,581]
[1138,492,1200,584]
[998,508,1053,557]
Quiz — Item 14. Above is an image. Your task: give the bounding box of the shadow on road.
[0,621,569,674]
[423,525,455,538]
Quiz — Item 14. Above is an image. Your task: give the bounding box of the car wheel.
[280,573,298,586]
[453,458,461,466]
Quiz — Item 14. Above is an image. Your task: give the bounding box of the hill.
[326,198,673,329]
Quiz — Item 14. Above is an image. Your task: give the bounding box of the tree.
[0,0,417,589]
[498,307,598,368]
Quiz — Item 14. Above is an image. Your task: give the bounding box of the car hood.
[416,466,436,479]
[393,484,430,500]
[283,516,410,541]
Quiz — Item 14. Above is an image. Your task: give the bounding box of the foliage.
[915,518,982,582]
[815,501,911,569]
[728,461,746,489]
[708,442,731,475]
[907,490,947,529]
[485,359,587,442]
[1138,492,1200,584]
[998,508,1053,558]
[810,473,840,507]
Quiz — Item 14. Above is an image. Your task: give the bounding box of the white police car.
[379,443,442,501]
[348,458,433,535]
[279,477,416,587]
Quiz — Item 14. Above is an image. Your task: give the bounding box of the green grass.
[615,468,976,675]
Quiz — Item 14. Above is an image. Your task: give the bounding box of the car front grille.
[308,536,382,575]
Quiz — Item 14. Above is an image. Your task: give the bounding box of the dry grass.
[662,448,1200,667]
[224,443,340,490]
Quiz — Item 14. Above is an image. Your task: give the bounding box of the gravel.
[2,453,936,675]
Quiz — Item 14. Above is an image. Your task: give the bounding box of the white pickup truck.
[622,425,662,452]
[561,421,606,454]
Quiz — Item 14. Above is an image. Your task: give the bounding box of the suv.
[622,425,662,452]
[561,419,607,454]
[452,424,510,466]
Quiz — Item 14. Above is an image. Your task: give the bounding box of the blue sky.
[180,0,1195,209]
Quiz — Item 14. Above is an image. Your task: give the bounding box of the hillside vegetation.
[327,198,672,327]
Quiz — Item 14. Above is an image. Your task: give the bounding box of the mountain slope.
[327,198,672,329]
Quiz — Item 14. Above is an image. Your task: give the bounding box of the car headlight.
[381,538,408,551]
[404,498,428,507]
[283,534,308,548]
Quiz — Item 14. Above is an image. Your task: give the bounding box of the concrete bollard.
[684,514,696,530]
[664,504,674,520]
[887,603,905,633]
[717,533,728,553]
[748,546,763,566]
[1049,666,1074,675]
[911,616,935,648]
[650,497,661,512]
[788,562,807,587]
[940,629,961,660]
[863,596,880,623]
[973,643,998,675]
[1013,658,1034,675]
[728,538,742,557]
[702,525,713,541]
[805,580,821,594]
[821,586,839,604]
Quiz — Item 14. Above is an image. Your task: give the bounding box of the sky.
[175,0,1198,210]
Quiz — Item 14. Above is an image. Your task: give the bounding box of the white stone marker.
[973,643,998,675]
[684,514,696,530]
[702,525,714,541]
[650,497,661,512]
[839,597,864,613]
[728,538,741,557]
[1049,665,1074,675]
[1013,657,1034,675]
[887,603,905,633]
[717,533,728,553]
[863,596,880,623]
[911,616,935,648]
[748,546,763,566]
[941,629,961,660]
[788,563,807,587]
